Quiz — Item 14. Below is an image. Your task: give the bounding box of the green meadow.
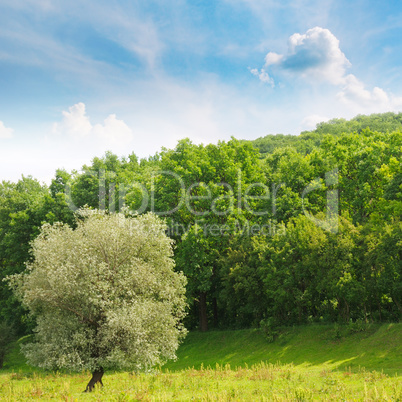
[0,323,401,401]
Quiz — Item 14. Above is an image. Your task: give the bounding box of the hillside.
[251,111,402,155]
[164,323,402,375]
[4,323,401,377]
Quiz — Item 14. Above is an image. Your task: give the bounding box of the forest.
[0,112,401,338]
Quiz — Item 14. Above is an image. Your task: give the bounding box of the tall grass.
[1,323,401,400]
[0,362,400,401]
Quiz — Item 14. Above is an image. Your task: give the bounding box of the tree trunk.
[345,299,350,322]
[84,367,104,392]
[364,303,368,323]
[212,297,218,328]
[393,295,402,315]
[199,292,208,332]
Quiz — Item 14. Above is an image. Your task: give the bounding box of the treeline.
[253,112,402,156]
[0,113,401,335]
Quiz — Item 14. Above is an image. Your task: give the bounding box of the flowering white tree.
[9,210,187,392]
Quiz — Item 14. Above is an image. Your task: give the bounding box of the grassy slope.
[163,323,402,375]
[3,324,401,376]
[1,324,400,400]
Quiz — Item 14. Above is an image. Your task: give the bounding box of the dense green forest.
[1,112,401,337]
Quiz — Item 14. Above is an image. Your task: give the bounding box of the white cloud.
[338,74,387,104]
[264,27,351,85]
[52,102,133,148]
[92,114,133,146]
[52,103,92,138]
[336,74,402,113]
[0,121,13,139]
[257,26,402,114]
[250,68,274,87]
[264,52,283,66]
[301,114,330,130]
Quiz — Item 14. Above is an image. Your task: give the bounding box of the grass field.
[0,323,401,401]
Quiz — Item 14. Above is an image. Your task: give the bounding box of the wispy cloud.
[224,0,333,31]
[0,22,113,86]
[0,0,55,12]
[250,68,274,87]
[0,0,163,79]
[78,2,163,70]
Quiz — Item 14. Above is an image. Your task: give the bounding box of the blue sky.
[1,0,402,183]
